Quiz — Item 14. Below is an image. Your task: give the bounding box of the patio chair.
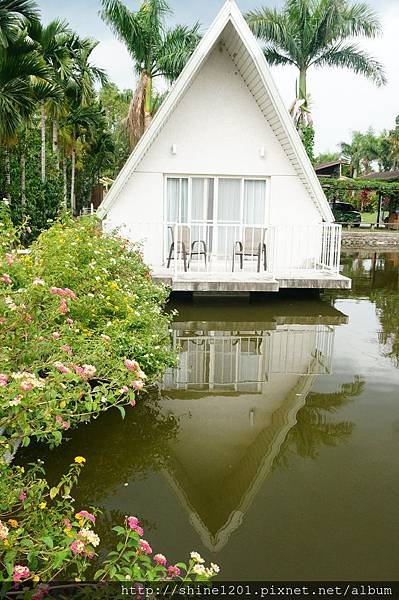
[166,225,207,272]
[232,227,267,272]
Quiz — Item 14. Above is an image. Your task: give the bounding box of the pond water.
[19,251,399,581]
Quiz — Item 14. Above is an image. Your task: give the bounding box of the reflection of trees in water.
[275,377,364,467]
[328,251,399,369]
[372,291,399,368]
[19,391,179,504]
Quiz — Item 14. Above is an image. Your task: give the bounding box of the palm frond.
[314,42,387,86]
[155,22,201,82]
[0,0,39,48]
[263,44,295,67]
[338,2,382,38]
[100,0,142,59]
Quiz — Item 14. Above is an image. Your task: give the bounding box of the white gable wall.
[105,43,322,267]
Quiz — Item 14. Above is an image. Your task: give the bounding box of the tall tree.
[340,128,380,176]
[0,0,39,48]
[246,0,386,128]
[100,0,200,147]
[27,19,72,182]
[0,35,58,200]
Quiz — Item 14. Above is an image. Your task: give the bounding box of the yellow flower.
[60,400,66,409]
[74,456,86,464]
[3,539,9,547]
[64,528,73,538]
[39,502,47,510]
[8,519,18,528]
[33,575,40,583]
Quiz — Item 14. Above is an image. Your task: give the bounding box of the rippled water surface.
[20,251,399,580]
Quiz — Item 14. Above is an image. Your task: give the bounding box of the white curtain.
[243,180,266,224]
[167,178,188,222]
[217,179,241,223]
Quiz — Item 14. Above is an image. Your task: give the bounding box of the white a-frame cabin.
[98,0,351,293]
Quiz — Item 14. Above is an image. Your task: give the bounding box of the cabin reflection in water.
[160,301,347,553]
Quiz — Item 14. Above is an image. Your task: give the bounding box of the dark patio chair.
[166,225,207,272]
[232,227,267,272]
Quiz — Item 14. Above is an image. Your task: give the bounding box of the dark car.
[329,202,361,226]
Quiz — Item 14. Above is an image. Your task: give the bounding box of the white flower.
[79,528,100,547]
[0,521,9,539]
[192,564,206,576]
[32,278,45,286]
[9,397,21,407]
[210,563,220,574]
[190,551,204,564]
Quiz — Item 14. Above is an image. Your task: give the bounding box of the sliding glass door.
[165,176,268,261]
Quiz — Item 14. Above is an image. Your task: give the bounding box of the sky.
[39,0,399,155]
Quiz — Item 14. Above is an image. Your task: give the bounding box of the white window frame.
[163,175,271,262]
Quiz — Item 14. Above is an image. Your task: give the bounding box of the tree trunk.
[20,152,26,207]
[41,103,46,183]
[144,74,153,131]
[298,67,307,102]
[63,158,68,208]
[52,118,60,169]
[4,148,11,202]
[70,140,76,214]
[127,71,149,148]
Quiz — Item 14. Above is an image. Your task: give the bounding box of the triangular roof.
[97,0,334,222]
[161,372,317,552]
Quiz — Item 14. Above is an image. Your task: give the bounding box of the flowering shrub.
[0,205,174,454]
[0,459,218,584]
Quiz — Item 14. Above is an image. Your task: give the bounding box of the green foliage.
[299,124,315,164]
[0,459,218,583]
[0,207,173,455]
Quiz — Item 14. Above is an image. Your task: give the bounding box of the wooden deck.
[152,268,351,293]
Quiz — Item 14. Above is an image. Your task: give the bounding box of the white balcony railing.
[168,223,341,276]
[103,220,342,277]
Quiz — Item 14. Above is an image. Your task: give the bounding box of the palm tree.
[246,0,386,127]
[0,35,58,200]
[27,19,72,182]
[100,0,200,147]
[0,0,39,48]
[340,128,380,176]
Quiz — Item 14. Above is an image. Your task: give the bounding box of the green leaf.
[41,536,54,549]
[49,486,59,499]
[116,405,126,419]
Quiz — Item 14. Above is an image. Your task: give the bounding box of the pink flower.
[61,344,73,355]
[63,288,77,300]
[59,299,68,314]
[55,415,63,424]
[72,364,85,378]
[19,491,27,501]
[70,539,85,555]
[62,421,70,430]
[139,539,152,555]
[101,334,111,342]
[13,565,30,582]
[135,526,144,537]
[0,374,8,387]
[127,516,139,530]
[1,273,12,285]
[76,511,96,524]
[130,398,137,408]
[20,381,33,392]
[5,253,14,265]
[168,565,181,577]
[132,380,144,391]
[119,386,129,394]
[53,361,71,374]
[124,359,139,371]
[63,518,72,529]
[154,553,167,566]
[66,318,74,325]
[52,332,61,340]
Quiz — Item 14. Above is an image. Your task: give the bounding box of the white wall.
[105,43,321,268]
